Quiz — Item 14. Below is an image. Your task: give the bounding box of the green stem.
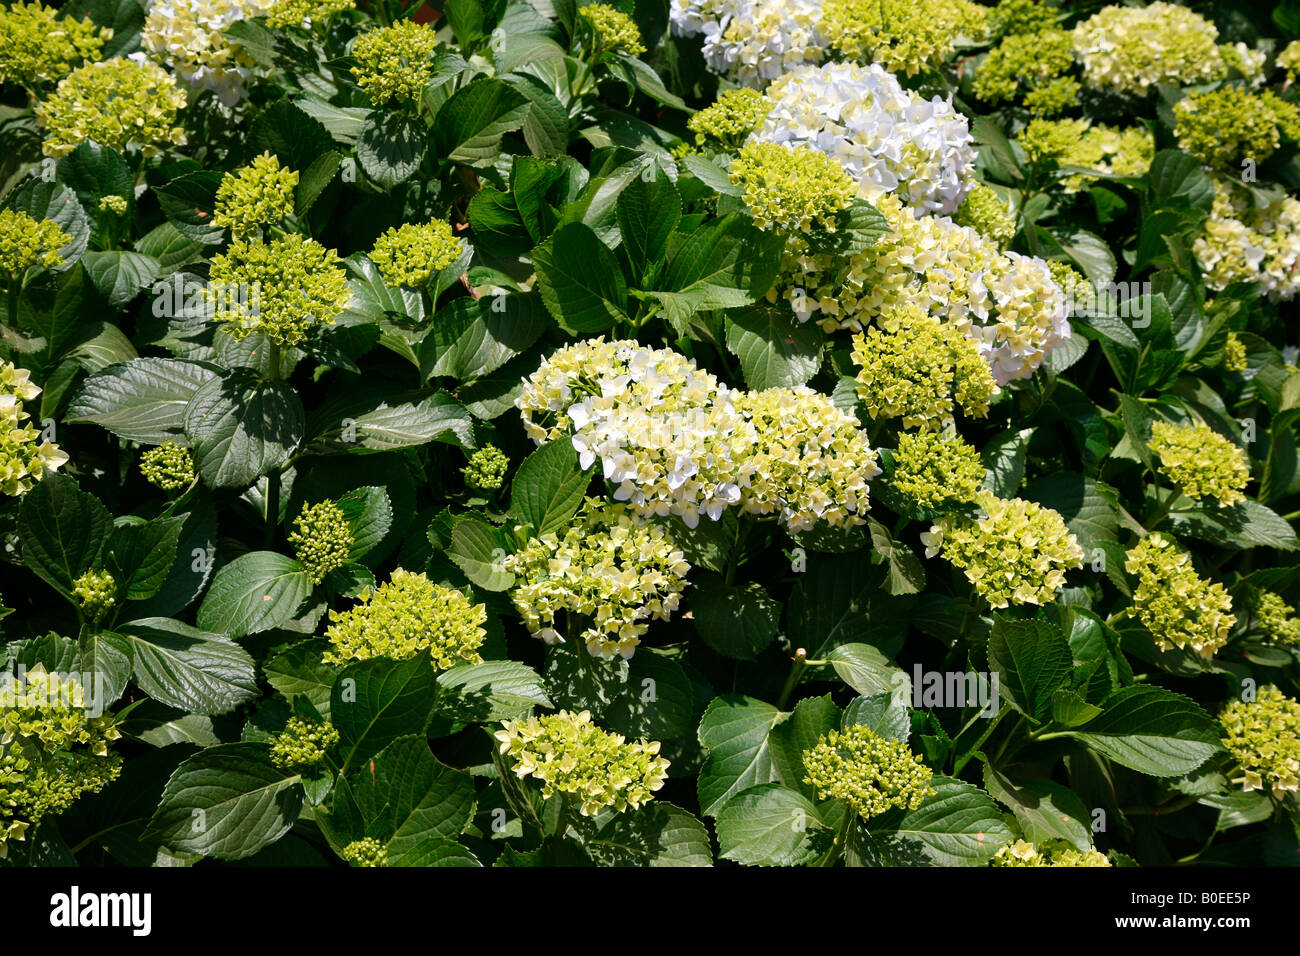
[776,648,809,711]
[813,809,856,867]
[264,469,281,549]
[952,706,1010,776]
[5,281,18,328]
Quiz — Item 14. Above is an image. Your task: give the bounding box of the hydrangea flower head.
[265,0,354,30]
[495,709,670,816]
[1195,178,1300,301]
[1125,532,1234,659]
[0,666,122,858]
[208,234,351,347]
[753,61,976,214]
[142,0,278,106]
[340,837,387,867]
[728,140,856,233]
[579,3,646,58]
[953,183,1015,248]
[668,0,826,89]
[504,499,690,659]
[819,0,987,77]
[1071,3,1223,96]
[851,303,998,429]
[288,499,354,585]
[0,364,68,496]
[351,20,441,105]
[323,569,487,670]
[1149,420,1250,507]
[892,431,985,511]
[369,220,464,288]
[1278,39,1300,82]
[462,445,509,492]
[1219,686,1300,796]
[688,87,770,149]
[35,57,188,158]
[1242,586,1300,646]
[925,491,1083,608]
[72,569,116,623]
[270,716,339,770]
[0,210,69,283]
[1223,332,1248,373]
[213,152,299,238]
[991,838,1110,867]
[802,724,934,819]
[140,442,196,492]
[0,2,109,92]
[1174,87,1300,169]
[972,29,1077,116]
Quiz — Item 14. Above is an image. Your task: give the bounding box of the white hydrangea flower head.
[142,0,279,106]
[1195,179,1300,302]
[669,0,826,89]
[751,61,975,214]
[1071,2,1223,96]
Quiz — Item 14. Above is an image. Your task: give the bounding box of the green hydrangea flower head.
[495,709,670,816]
[72,569,116,623]
[0,365,68,497]
[35,57,188,158]
[350,20,440,105]
[1125,532,1234,658]
[802,725,934,819]
[819,0,987,76]
[97,195,128,216]
[369,219,464,289]
[1149,420,1250,506]
[1174,87,1300,168]
[1219,685,1300,796]
[987,0,1057,37]
[213,152,299,239]
[0,2,110,92]
[953,183,1015,248]
[728,140,856,233]
[265,0,353,30]
[991,838,1111,867]
[288,499,353,585]
[892,431,985,511]
[139,441,195,492]
[323,569,487,670]
[578,3,645,58]
[1071,3,1223,96]
[851,303,998,429]
[269,716,339,770]
[973,29,1077,116]
[462,445,509,492]
[688,88,769,149]
[1278,39,1300,81]
[0,665,122,858]
[924,491,1083,608]
[1222,332,1248,373]
[0,209,70,283]
[207,233,351,347]
[340,837,387,867]
[504,499,690,660]
[1242,586,1300,646]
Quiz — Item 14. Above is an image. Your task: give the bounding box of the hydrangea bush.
[0,0,1297,871]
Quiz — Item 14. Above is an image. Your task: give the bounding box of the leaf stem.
[813,808,856,867]
[776,647,809,711]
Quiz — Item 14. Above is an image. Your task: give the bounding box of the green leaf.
[715,784,828,866]
[356,112,427,190]
[331,655,438,770]
[690,575,780,660]
[17,473,112,595]
[146,743,304,861]
[980,428,1032,498]
[1168,499,1300,552]
[434,660,551,722]
[657,214,784,327]
[615,170,681,282]
[724,305,823,389]
[843,693,911,741]
[874,777,1011,866]
[826,644,908,698]
[433,78,530,166]
[196,551,313,638]
[1147,149,1215,212]
[67,358,218,444]
[583,803,713,867]
[1062,685,1222,777]
[118,617,260,716]
[108,514,185,601]
[250,99,334,174]
[343,736,476,862]
[531,222,629,333]
[265,639,335,720]
[311,389,473,452]
[867,518,925,596]
[696,695,782,816]
[1023,472,1118,553]
[987,615,1072,722]
[333,486,393,561]
[446,514,515,591]
[983,764,1094,851]
[183,370,304,488]
[603,649,695,740]
[423,293,549,381]
[768,694,840,798]
[509,438,592,536]
[5,180,89,267]
[81,251,161,309]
